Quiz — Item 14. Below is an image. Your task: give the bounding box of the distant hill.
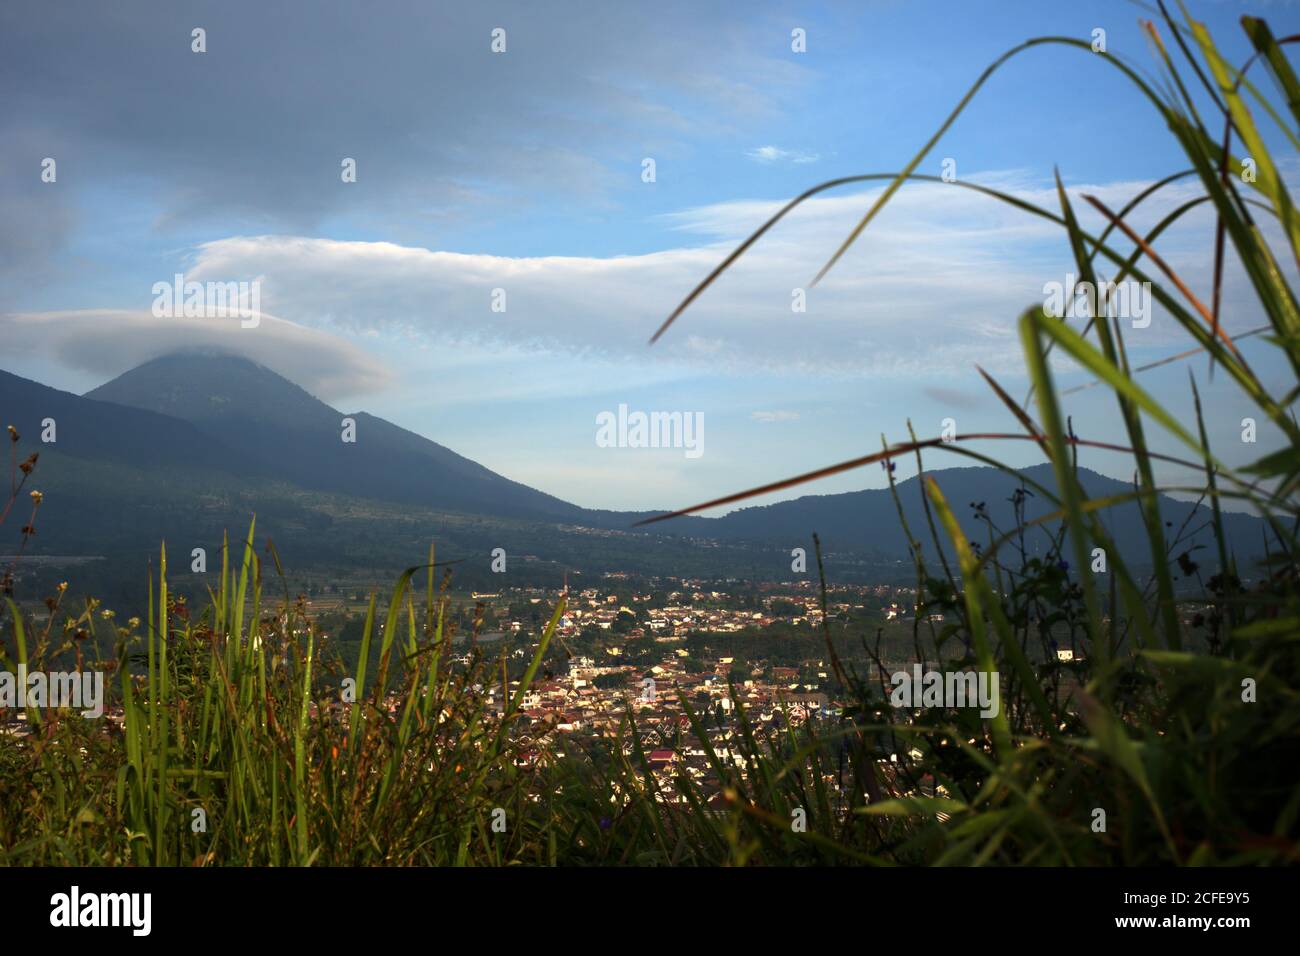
[87,353,588,523]
[707,461,1270,576]
[0,352,1271,590]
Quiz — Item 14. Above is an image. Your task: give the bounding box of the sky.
[2,0,1299,515]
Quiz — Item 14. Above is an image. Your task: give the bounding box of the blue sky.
[3,0,1299,514]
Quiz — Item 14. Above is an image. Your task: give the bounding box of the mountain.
[0,351,1271,593]
[86,353,588,523]
[707,462,1269,575]
[0,365,233,473]
[1,354,730,592]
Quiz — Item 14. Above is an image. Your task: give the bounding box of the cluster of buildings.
[465,649,838,803]
[487,578,924,641]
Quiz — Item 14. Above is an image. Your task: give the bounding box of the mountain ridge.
[0,352,1270,584]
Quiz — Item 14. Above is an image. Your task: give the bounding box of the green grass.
[0,530,574,865]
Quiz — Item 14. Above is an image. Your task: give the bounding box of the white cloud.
[747,145,820,164]
[751,410,800,422]
[0,309,391,400]
[16,170,1286,403]
[177,171,1278,382]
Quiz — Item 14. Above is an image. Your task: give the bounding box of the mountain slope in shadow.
[86,352,589,523]
[0,351,1269,584]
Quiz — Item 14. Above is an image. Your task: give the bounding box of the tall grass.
[0,527,573,865]
[630,2,1300,864]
